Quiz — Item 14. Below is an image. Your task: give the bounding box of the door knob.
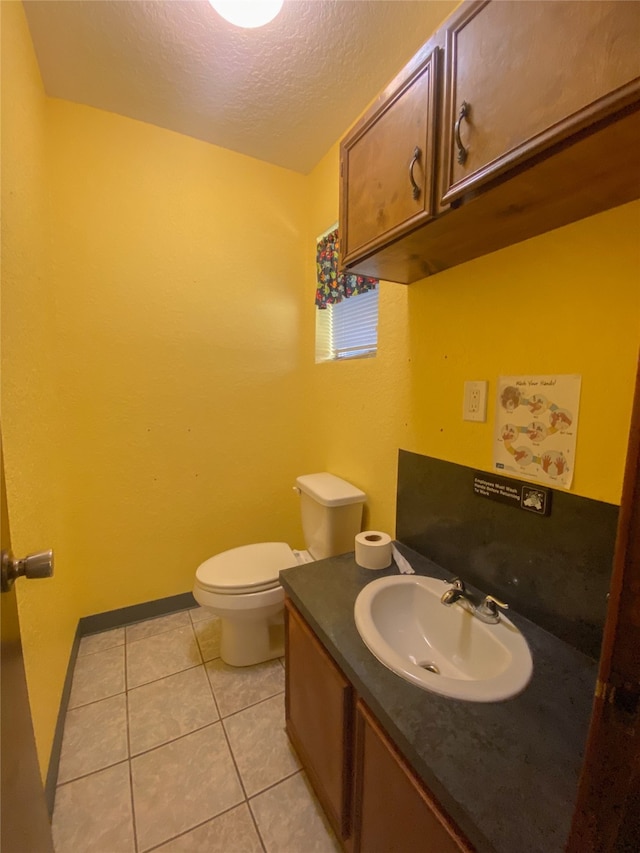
[1,549,54,593]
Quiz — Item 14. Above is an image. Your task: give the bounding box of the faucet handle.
[480,594,509,617]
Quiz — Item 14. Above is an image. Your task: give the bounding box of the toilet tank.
[296,473,366,560]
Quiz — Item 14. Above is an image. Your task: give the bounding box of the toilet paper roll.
[355,531,393,570]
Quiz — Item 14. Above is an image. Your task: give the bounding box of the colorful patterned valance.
[315,228,378,310]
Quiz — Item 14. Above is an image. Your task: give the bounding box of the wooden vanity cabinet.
[354,701,472,853]
[284,599,474,852]
[441,0,640,205]
[339,46,439,270]
[284,599,354,843]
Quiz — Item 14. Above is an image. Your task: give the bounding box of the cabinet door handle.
[454,101,470,165]
[408,146,422,200]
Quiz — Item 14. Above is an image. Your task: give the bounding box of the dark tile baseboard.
[45,591,197,815]
[45,626,81,816]
[78,591,197,636]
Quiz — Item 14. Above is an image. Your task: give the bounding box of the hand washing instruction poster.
[494,374,581,490]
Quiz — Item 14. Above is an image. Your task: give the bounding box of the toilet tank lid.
[296,473,366,507]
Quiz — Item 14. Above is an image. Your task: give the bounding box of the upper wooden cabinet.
[441,0,640,205]
[339,0,640,284]
[339,47,439,268]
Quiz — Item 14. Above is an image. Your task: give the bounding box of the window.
[315,287,378,361]
[314,225,379,363]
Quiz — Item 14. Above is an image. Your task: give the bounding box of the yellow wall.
[43,99,311,614]
[2,2,313,774]
[308,142,640,533]
[405,208,640,503]
[2,0,639,779]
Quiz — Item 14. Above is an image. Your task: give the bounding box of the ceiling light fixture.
[209,0,284,29]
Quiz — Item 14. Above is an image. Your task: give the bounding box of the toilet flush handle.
[292,486,301,495]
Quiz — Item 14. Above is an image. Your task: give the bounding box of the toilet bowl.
[193,473,366,667]
[193,542,301,667]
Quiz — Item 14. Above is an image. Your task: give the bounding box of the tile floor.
[52,607,341,853]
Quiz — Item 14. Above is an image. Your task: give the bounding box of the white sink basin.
[354,575,533,702]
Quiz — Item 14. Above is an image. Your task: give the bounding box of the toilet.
[193,473,366,667]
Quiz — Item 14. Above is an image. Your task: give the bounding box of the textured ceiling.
[23,0,457,174]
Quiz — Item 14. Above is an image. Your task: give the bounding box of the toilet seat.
[195,542,299,595]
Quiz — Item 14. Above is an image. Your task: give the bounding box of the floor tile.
[189,605,214,624]
[126,624,202,689]
[205,657,284,717]
[193,616,222,661]
[68,645,125,709]
[126,611,191,643]
[58,694,128,784]
[78,627,125,657]
[224,694,300,796]
[128,665,219,755]
[131,723,244,851]
[52,762,134,853]
[154,803,262,852]
[54,608,344,853]
[250,771,340,853]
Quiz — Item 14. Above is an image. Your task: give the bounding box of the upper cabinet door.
[340,48,439,268]
[441,0,640,205]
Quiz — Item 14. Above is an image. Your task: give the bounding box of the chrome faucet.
[440,578,509,624]
[440,578,471,607]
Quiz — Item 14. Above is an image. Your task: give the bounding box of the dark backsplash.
[396,450,619,659]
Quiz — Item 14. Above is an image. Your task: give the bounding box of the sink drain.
[418,661,440,674]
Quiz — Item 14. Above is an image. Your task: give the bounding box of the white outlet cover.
[463,381,488,422]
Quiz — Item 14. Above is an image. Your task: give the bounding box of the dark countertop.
[280,543,597,853]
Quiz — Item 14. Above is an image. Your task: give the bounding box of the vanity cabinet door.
[284,600,354,843]
[339,47,439,270]
[354,701,472,853]
[441,0,640,205]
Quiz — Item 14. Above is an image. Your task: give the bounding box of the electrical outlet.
[463,381,488,422]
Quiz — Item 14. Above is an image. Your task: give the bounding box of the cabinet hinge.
[596,678,640,716]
